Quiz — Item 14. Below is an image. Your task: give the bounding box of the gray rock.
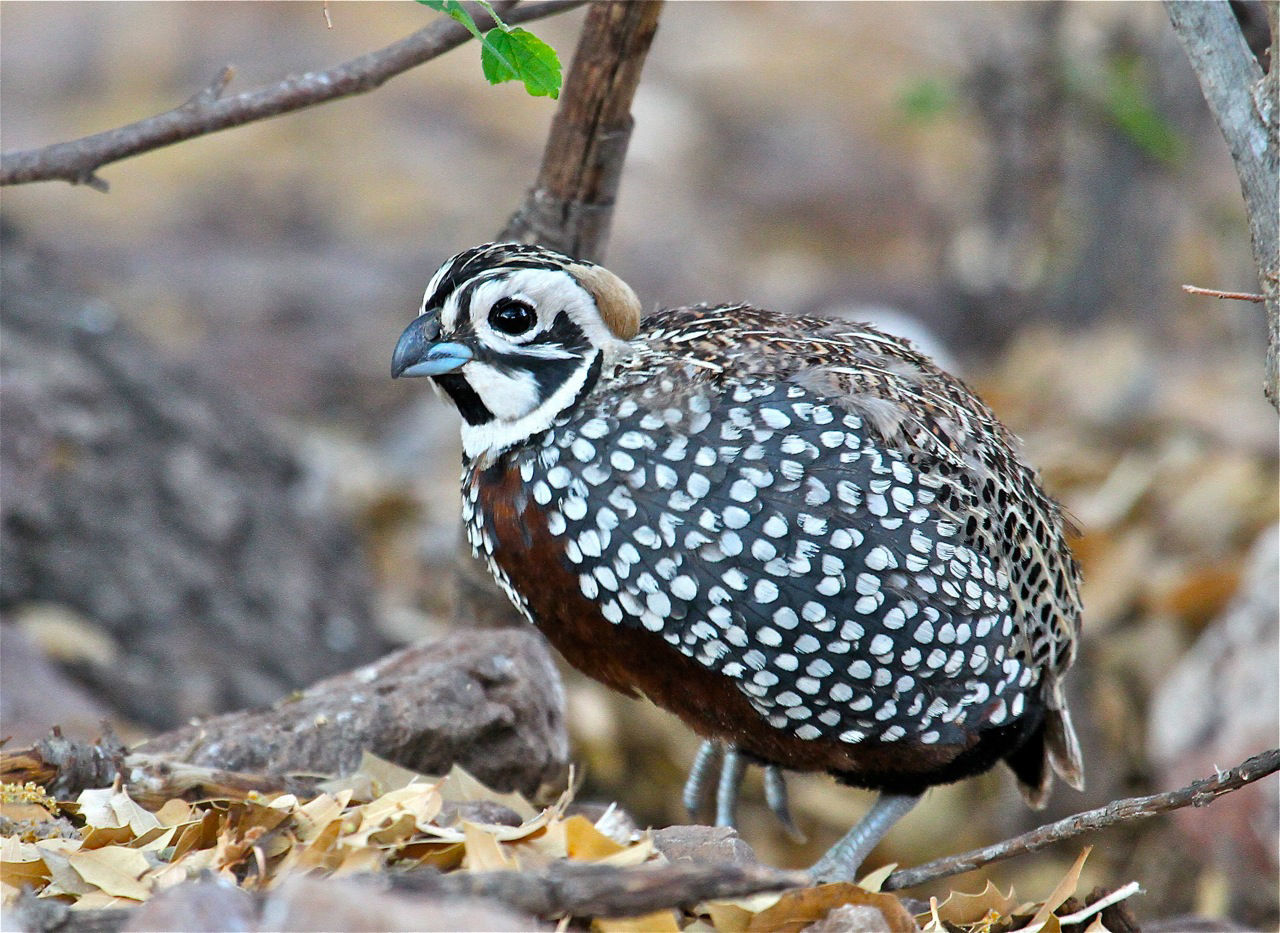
[651,825,758,866]
[143,628,568,797]
[121,876,544,933]
[125,879,256,932]
[803,902,911,933]
[257,876,543,932]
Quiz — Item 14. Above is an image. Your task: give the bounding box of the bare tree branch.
[0,0,586,192]
[501,0,664,261]
[1165,0,1280,411]
[881,747,1280,891]
[392,860,810,919]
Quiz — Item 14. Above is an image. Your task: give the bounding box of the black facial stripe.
[543,310,589,349]
[424,252,579,314]
[447,274,499,328]
[470,311,591,394]
[435,373,493,426]
[573,353,605,409]
[530,356,584,397]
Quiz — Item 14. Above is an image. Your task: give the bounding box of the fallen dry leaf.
[1026,847,1091,931]
[593,909,682,932]
[0,837,50,887]
[76,786,162,837]
[566,813,628,861]
[67,845,153,900]
[1,752,1136,933]
[746,882,918,933]
[946,881,1020,932]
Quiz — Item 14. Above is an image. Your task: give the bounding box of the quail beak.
[391,315,473,378]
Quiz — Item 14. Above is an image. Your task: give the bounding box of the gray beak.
[391,315,474,378]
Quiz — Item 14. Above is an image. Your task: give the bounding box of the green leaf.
[418,0,562,100]
[1101,54,1182,165]
[417,0,486,41]
[480,27,562,99]
[897,77,955,123]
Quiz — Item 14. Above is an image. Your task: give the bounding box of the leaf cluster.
[1,757,1140,931]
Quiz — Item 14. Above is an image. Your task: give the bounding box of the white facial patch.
[420,255,459,317]
[468,269,619,348]
[463,361,543,421]
[460,353,599,462]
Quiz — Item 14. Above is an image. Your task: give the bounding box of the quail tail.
[1045,677,1085,792]
[1006,678,1086,809]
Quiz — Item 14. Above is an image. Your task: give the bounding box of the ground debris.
[1,755,1149,933]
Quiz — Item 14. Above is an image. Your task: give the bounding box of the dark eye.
[488,298,537,336]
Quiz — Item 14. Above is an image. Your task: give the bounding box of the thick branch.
[0,0,585,191]
[500,0,664,261]
[392,861,809,919]
[881,747,1280,891]
[1166,0,1280,410]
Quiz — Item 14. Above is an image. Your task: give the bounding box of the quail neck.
[392,242,1084,881]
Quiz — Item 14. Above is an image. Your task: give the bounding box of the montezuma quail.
[392,243,1085,880]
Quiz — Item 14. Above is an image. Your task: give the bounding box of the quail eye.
[488,298,538,337]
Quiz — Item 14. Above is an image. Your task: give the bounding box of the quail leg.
[685,742,804,836]
[808,792,920,883]
[714,745,747,828]
[680,740,747,828]
[763,765,805,841]
[682,740,722,818]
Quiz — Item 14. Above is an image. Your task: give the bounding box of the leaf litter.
[0,759,1140,929]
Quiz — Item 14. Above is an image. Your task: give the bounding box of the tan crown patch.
[568,263,642,339]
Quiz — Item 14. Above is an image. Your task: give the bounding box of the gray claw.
[809,792,920,883]
[763,765,806,841]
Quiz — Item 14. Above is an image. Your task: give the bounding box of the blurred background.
[2,2,1276,926]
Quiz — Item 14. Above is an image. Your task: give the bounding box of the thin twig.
[1182,284,1267,302]
[0,0,585,191]
[881,748,1279,891]
[1054,881,1142,928]
[500,0,664,261]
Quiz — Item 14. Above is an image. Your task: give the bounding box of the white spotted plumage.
[403,244,1085,827]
